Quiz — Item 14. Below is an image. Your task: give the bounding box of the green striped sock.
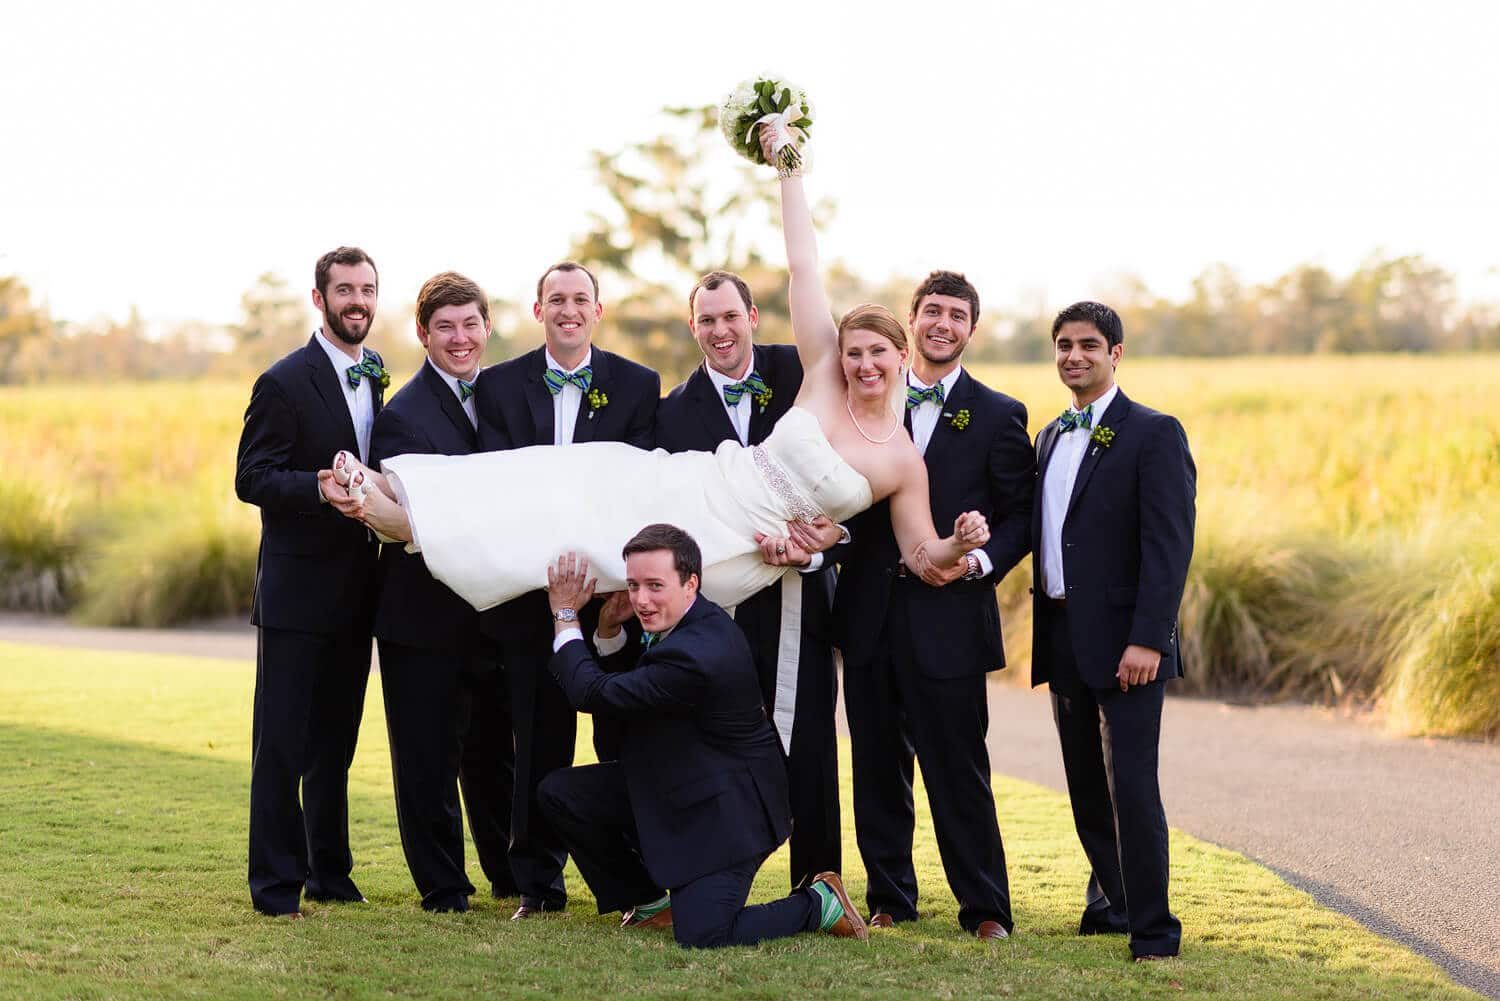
[810,881,844,931]
[634,894,670,920]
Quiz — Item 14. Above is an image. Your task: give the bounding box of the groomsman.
[473,261,660,919]
[368,272,516,911]
[1030,301,1195,962]
[235,246,384,916]
[655,270,845,889]
[833,270,1034,939]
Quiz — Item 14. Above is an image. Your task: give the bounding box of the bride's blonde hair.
[837,304,908,352]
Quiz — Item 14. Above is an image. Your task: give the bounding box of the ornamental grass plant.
[0,477,79,612]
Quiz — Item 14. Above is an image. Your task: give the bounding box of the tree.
[0,276,53,383]
[232,273,312,371]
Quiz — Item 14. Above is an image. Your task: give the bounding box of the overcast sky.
[5,0,1498,331]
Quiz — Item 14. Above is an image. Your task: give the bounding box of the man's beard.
[324,306,372,346]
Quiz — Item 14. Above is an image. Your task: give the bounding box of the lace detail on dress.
[752,444,821,522]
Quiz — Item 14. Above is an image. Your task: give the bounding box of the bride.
[327,129,988,610]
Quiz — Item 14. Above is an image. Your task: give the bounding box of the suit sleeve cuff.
[798,552,824,574]
[593,628,628,656]
[552,627,585,652]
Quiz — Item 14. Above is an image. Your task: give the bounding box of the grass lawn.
[0,641,1480,1000]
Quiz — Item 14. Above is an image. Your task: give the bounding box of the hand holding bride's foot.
[349,470,413,543]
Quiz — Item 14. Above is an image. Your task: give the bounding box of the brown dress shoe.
[621,905,673,929]
[976,920,1009,940]
[868,912,896,929]
[810,872,869,941]
[511,904,537,921]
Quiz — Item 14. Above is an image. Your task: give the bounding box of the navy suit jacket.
[234,335,383,633]
[1029,389,1196,690]
[473,344,660,644]
[833,369,1034,678]
[549,597,792,889]
[368,361,484,656]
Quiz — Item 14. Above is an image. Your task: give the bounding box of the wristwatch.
[962,553,983,581]
[552,607,578,623]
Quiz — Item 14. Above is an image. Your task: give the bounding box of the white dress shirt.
[553,600,694,655]
[907,366,992,577]
[1040,382,1120,598]
[315,328,375,462]
[428,358,479,429]
[705,357,756,446]
[545,347,593,446]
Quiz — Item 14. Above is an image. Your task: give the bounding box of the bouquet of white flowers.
[719,77,813,174]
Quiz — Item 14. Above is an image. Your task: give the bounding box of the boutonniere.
[360,354,391,390]
[754,385,773,414]
[945,408,971,431]
[1089,425,1115,452]
[587,387,609,418]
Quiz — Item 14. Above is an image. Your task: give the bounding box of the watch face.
[555,608,577,622]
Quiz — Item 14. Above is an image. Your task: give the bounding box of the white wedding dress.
[381,406,874,610]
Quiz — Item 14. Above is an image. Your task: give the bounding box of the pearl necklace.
[845,394,901,444]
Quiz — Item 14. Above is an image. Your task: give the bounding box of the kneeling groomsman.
[655,270,845,889]
[369,272,517,911]
[1031,301,1195,961]
[539,526,867,948]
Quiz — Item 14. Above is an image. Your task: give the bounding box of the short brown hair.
[837,303,908,353]
[622,523,702,584]
[416,271,490,329]
[688,270,754,316]
[535,261,600,304]
[314,246,378,297]
[909,270,980,328]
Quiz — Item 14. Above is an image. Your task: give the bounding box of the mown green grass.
[0,641,1480,1000]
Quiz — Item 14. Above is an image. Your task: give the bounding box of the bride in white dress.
[331,130,988,610]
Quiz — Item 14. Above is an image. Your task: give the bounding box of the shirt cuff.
[798,552,824,574]
[594,628,628,656]
[552,627,584,652]
[969,549,994,578]
[837,524,852,544]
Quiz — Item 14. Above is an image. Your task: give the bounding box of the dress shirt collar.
[908,364,963,399]
[1064,382,1120,429]
[314,327,365,375]
[705,355,756,393]
[544,346,592,375]
[426,357,480,400]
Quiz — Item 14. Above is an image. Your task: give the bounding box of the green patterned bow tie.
[544,366,592,396]
[641,631,661,650]
[345,356,384,389]
[1058,405,1094,433]
[722,371,769,406]
[458,380,475,403]
[906,383,945,410]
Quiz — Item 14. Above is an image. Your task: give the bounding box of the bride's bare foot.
[330,451,396,501]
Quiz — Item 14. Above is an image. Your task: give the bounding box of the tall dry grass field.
[2,355,1497,735]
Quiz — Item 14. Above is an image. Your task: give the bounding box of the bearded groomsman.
[235,246,384,917]
[654,270,845,889]
[367,272,517,911]
[473,261,660,919]
[834,270,1034,939]
[1031,301,1195,962]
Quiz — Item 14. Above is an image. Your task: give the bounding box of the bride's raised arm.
[765,132,839,386]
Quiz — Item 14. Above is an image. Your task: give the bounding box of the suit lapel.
[421,361,477,450]
[364,348,385,416]
[1037,423,1060,476]
[689,364,740,446]
[1065,391,1132,522]
[922,370,970,463]
[571,349,606,443]
[745,345,777,445]
[304,337,359,450]
[523,348,556,446]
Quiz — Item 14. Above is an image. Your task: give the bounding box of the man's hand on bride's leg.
[787,516,842,554]
[352,472,413,543]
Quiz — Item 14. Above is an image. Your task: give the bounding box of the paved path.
[4,613,1496,997]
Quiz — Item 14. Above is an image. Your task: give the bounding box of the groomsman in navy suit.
[1030,301,1195,962]
[833,271,1034,939]
[367,272,517,911]
[654,270,844,889]
[472,262,660,919]
[538,525,867,947]
[235,246,384,916]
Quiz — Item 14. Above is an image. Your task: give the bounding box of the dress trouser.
[1042,601,1181,957]
[456,656,519,898]
[734,579,842,888]
[538,763,820,948]
[379,640,505,910]
[843,583,1012,932]
[505,645,575,909]
[249,625,370,915]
